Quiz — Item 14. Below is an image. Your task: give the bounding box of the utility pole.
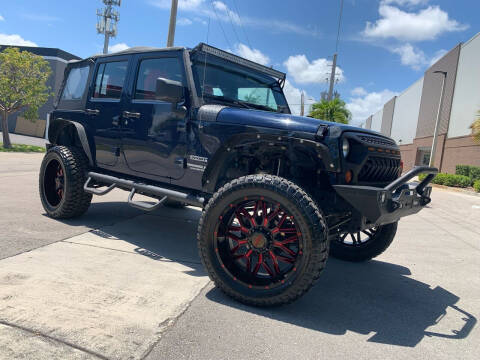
[327,53,337,101]
[429,70,447,168]
[300,92,305,116]
[167,0,178,47]
[96,0,121,54]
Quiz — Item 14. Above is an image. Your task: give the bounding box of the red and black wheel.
[198,175,329,306]
[39,146,92,219]
[330,222,398,262]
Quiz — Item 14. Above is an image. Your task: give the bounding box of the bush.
[470,166,480,182]
[474,180,480,193]
[455,165,470,177]
[418,173,471,188]
[455,164,480,182]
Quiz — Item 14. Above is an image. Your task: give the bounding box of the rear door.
[121,52,188,180]
[86,56,131,167]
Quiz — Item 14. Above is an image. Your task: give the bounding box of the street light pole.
[167,0,178,47]
[429,70,447,168]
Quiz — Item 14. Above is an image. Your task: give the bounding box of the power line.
[225,0,242,45]
[231,0,252,48]
[209,0,232,49]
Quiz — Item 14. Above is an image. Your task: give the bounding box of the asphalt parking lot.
[0,152,479,360]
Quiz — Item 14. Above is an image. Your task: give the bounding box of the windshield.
[191,52,290,113]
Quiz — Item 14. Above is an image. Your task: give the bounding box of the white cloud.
[0,33,37,47]
[283,80,316,116]
[283,55,344,85]
[351,87,367,97]
[364,4,468,42]
[177,17,193,26]
[0,14,4,21]
[108,43,130,53]
[346,89,398,125]
[233,43,270,65]
[21,13,61,22]
[391,43,427,70]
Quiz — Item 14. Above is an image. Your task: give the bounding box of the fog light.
[342,138,350,158]
[345,170,353,184]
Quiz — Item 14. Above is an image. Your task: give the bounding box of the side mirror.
[155,77,184,103]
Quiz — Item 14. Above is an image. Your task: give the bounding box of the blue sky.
[0,0,478,124]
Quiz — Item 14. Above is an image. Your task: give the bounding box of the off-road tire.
[39,145,92,219]
[197,174,329,307]
[330,222,398,262]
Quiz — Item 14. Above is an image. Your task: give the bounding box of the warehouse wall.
[448,33,480,138]
[371,109,383,132]
[365,115,372,130]
[415,45,461,138]
[390,77,424,145]
[380,96,396,136]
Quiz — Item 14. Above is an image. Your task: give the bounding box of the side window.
[93,61,128,99]
[134,57,183,100]
[61,66,90,100]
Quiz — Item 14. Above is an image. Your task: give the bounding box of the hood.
[215,107,384,137]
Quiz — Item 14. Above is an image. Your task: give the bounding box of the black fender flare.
[48,119,95,166]
[202,132,335,193]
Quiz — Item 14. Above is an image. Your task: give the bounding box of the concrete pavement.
[0,152,479,359]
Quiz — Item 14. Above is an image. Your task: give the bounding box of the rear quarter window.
[61,66,90,100]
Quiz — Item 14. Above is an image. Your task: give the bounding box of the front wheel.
[197,175,329,307]
[329,222,398,262]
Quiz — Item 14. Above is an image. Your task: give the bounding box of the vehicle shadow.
[205,258,476,347]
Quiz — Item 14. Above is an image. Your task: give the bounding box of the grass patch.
[0,143,45,152]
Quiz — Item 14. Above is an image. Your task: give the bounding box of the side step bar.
[83,172,205,210]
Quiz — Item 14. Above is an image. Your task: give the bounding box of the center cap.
[251,233,266,249]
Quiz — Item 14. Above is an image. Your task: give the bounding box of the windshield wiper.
[202,94,255,109]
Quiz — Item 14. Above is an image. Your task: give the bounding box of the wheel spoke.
[278,235,298,244]
[277,255,295,264]
[350,233,357,244]
[253,253,263,275]
[274,242,296,257]
[269,251,281,275]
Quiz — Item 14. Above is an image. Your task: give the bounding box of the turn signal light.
[345,170,353,184]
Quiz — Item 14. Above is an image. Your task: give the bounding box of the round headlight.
[342,138,350,158]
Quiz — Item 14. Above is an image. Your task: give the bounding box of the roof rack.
[193,43,286,82]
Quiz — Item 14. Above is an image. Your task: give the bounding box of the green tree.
[0,47,51,148]
[471,111,480,143]
[308,98,351,124]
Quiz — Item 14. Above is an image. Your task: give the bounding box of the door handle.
[123,111,141,119]
[85,108,100,115]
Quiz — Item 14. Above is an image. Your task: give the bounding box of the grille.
[359,135,396,147]
[358,156,401,183]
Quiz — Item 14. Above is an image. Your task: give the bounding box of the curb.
[430,183,480,197]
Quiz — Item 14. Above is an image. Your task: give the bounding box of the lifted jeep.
[39,43,437,306]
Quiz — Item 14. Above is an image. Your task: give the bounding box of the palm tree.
[471,111,480,143]
[308,98,351,124]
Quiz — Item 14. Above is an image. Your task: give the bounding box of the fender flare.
[202,132,334,193]
[48,119,95,166]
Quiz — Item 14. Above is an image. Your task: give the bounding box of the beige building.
[364,32,480,173]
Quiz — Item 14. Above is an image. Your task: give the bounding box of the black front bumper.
[333,166,438,226]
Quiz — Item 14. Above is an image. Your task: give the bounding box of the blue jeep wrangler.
[39,43,437,306]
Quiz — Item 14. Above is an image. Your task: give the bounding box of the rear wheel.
[330,222,398,262]
[198,175,329,307]
[39,146,92,219]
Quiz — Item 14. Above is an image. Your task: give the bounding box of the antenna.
[96,0,121,54]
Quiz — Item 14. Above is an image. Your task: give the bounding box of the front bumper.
[333,166,438,226]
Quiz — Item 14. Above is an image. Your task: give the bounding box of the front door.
[121,53,188,180]
[86,56,130,167]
